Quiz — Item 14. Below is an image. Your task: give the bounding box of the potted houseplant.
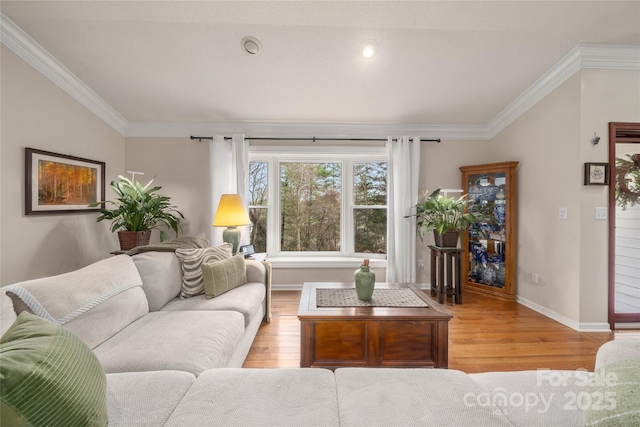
[408,189,478,247]
[90,175,184,250]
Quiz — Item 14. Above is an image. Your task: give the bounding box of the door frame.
[608,121,640,329]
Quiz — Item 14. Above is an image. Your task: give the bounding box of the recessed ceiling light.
[241,36,262,56]
[360,40,377,58]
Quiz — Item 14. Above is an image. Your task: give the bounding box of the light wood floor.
[243,289,639,373]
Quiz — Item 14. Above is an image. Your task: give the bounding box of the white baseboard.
[578,323,612,332]
[516,296,611,332]
[615,322,640,329]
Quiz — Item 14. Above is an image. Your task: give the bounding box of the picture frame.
[584,162,610,186]
[25,148,106,215]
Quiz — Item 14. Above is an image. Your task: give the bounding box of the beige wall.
[492,73,583,324]
[124,137,212,244]
[417,140,493,281]
[1,46,126,285]
[272,266,386,288]
[490,69,640,329]
[578,69,640,324]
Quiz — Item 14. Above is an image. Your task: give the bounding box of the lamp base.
[222,227,241,254]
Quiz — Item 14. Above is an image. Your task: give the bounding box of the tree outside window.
[353,162,387,254]
[280,163,341,252]
[248,157,387,256]
[248,161,268,252]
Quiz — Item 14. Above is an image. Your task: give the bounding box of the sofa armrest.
[245,260,266,284]
[245,260,272,322]
[594,340,640,370]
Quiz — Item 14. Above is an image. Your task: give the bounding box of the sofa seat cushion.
[93,311,245,375]
[335,368,513,427]
[470,370,593,427]
[165,368,339,426]
[160,282,265,327]
[106,370,195,427]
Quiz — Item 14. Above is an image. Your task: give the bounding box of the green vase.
[355,265,375,301]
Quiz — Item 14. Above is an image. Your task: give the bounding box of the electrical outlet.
[532,272,539,284]
[418,259,424,269]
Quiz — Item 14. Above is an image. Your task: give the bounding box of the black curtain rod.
[190,136,441,143]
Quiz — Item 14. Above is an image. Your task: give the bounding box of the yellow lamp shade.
[213,194,251,227]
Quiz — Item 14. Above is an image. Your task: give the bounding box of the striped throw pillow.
[201,253,248,298]
[584,358,640,426]
[0,312,108,427]
[175,244,233,298]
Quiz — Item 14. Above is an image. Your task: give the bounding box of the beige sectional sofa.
[4,251,269,375]
[2,251,639,426]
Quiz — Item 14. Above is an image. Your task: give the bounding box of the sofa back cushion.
[4,256,148,349]
[132,252,183,311]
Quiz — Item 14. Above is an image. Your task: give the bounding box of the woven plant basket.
[434,230,459,248]
[117,230,152,251]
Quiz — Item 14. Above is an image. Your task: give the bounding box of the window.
[280,163,341,252]
[248,161,268,253]
[353,162,387,254]
[248,147,388,258]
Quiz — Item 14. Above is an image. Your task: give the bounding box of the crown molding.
[486,45,640,139]
[486,46,582,139]
[579,44,640,69]
[2,11,638,141]
[0,13,128,135]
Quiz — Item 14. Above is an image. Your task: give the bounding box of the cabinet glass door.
[466,172,507,288]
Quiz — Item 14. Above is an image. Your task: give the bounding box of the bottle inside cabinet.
[467,173,506,288]
[460,162,518,298]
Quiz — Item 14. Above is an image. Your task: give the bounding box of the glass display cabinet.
[460,162,519,298]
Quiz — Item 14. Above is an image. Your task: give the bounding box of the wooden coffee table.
[297,282,452,369]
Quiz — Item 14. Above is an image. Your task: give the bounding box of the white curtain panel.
[232,134,251,248]
[386,136,421,283]
[209,134,249,246]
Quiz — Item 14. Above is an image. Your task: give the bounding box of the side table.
[428,245,462,304]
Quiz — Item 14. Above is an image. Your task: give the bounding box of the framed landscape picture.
[25,148,106,215]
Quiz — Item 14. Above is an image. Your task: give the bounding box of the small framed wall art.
[584,162,609,186]
[25,148,106,215]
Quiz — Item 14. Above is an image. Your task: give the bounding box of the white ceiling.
[2,1,640,132]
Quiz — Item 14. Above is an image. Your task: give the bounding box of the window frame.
[248,146,388,261]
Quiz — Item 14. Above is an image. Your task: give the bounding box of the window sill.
[266,256,387,269]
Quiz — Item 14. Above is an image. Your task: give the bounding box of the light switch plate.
[595,207,607,220]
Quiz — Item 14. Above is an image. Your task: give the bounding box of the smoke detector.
[241,36,262,56]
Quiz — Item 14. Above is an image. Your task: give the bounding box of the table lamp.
[213,194,251,254]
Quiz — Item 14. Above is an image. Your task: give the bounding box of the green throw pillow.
[584,358,640,426]
[201,253,248,298]
[0,312,108,427]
